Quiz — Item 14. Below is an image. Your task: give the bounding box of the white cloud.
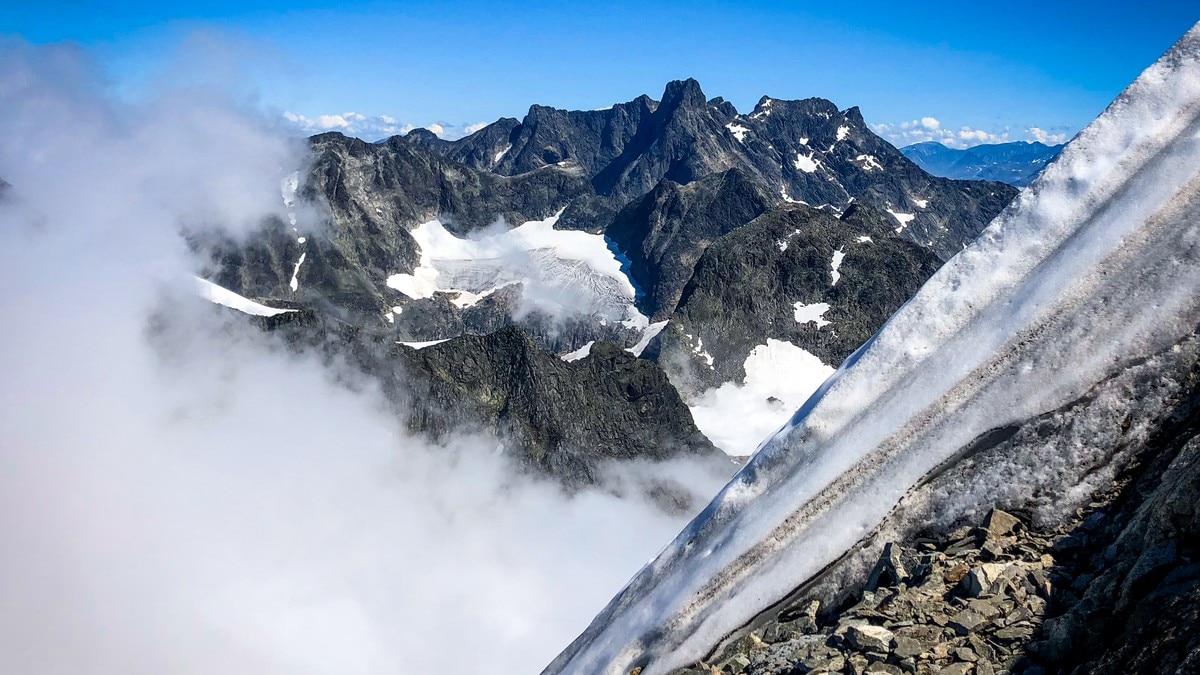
[873,116,1074,149]
[282,111,489,142]
[1028,126,1068,145]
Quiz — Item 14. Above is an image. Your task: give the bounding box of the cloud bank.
[282,110,489,141]
[0,39,723,675]
[872,117,1072,148]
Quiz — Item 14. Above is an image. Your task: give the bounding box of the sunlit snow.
[689,340,834,456]
[793,301,831,327]
[792,153,818,173]
[887,208,916,233]
[561,341,594,362]
[725,123,750,142]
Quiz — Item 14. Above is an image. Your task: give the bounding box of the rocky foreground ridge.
[682,426,1200,675]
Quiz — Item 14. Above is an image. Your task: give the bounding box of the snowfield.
[689,340,835,457]
[386,211,646,324]
[542,24,1200,675]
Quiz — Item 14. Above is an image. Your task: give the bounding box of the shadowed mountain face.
[263,313,731,492]
[901,140,1065,187]
[653,202,945,394]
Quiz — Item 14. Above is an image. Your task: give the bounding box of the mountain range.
[197,78,1016,464]
[900,140,1064,187]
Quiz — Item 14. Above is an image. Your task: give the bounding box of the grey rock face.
[425,79,1017,258]
[654,202,943,392]
[270,315,729,490]
[606,168,776,319]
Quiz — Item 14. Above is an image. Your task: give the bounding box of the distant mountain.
[197,78,1021,467]
[901,140,1064,187]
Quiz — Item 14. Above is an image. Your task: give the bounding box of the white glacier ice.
[542,24,1200,675]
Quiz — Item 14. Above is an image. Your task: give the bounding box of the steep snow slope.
[542,24,1200,675]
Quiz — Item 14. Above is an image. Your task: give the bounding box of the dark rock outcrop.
[266,314,729,490]
[431,80,1018,259]
[653,202,943,392]
[606,168,775,319]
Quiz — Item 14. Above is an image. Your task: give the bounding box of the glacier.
[543,22,1200,675]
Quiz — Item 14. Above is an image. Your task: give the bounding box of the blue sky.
[3,1,1197,146]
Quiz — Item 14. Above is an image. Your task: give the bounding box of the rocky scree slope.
[680,365,1200,675]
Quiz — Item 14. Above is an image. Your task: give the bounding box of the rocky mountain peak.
[660,78,709,110]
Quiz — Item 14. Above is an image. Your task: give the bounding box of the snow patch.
[830,249,845,285]
[689,340,834,456]
[792,301,831,327]
[792,153,819,173]
[836,125,851,141]
[912,198,929,209]
[627,320,669,357]
[685,334,715,368]
[856,236,873,243]
[493,143,512,164]
[855,154,882,172]
[725,123,750,143]
[887,208,916,233]
[398,339,449,350]
[289,251,307,292]
[385,211,643,323]
[562,341,595,362]
[195,277,295,317]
